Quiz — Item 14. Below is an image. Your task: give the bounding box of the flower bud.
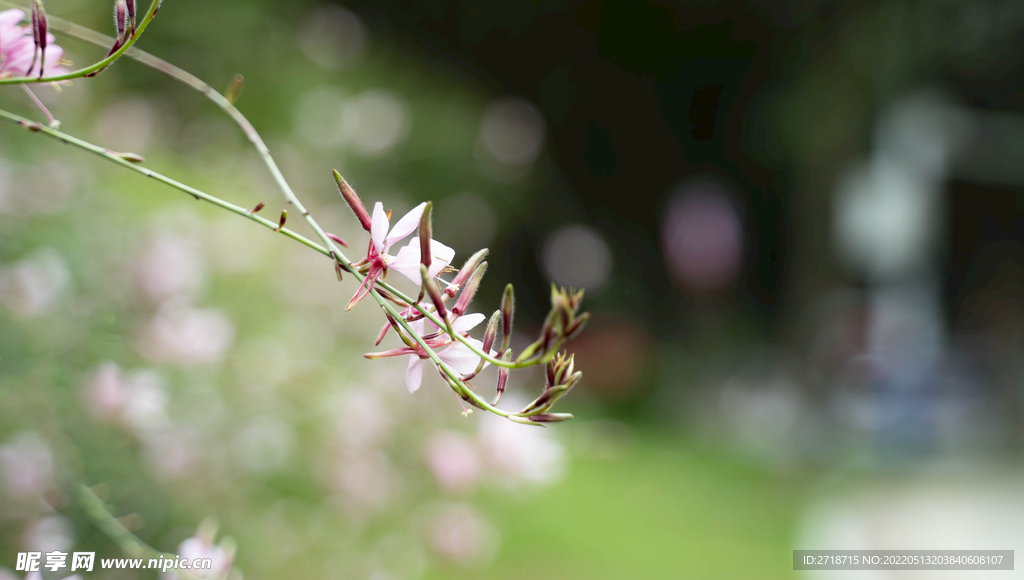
[326,232,349,248]
[275,210,287,232]
[332,170,372,232]
[31,0,47,78]
[552,352,575,386]
[249,202,265,214]
[126,0,136,31]
[225,74,244,104]
[114,0,128,42]
[114,151,145,163]
[421,264,448,321]
[493,350,511,405]
[528,413,573,423]
[444,248,488,299]
[452,261,486,316]
[539,308,558,351]
[481,310,500,354]
[419,201,432,270]
[566,311,590,340]
[501,283,514,349]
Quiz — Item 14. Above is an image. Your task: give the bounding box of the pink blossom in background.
[171,535,232,580]
[424,431,483,494]
[0,248,70,318]
[661,178,744,294]
[425,503,498,566]
[137,305,234,365]
[0,432,53,500]
[478,416,566,488]
[0,9,69,79]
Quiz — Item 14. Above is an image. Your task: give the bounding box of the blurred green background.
[4,0,1024,578]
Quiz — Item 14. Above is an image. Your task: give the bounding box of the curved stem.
[0,0,161,85]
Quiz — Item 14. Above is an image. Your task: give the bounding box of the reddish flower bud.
[444,248,488,299]
[126,0,136,31]
[527,413,574,423]
[421,264,447,321]
[419,201,432,270]
[332,170,372,232]
[114,0,128,42]
[249,202,265,214]
[501,283,514,350]
[481,310,500,354]
[274,210,287,232]
[326,232,349,248]
[31,0,47,78]
[452,262,486,316]
[553,352,575,385]
[493,350,512,405]
[566,311,590,340]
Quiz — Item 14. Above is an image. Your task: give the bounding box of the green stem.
[77,484,205,578]
[77,485,163,560]
[0,0,161,85]
[0,108,328,256]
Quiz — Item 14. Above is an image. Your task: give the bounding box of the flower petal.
[406,356,424,393]
[384,202,427,250]
[371,202,389,253]
[438,338,486,376]
[452,312,486,333]
[426,239,456,277]
[0,9,25,29]
[388,242,425,285]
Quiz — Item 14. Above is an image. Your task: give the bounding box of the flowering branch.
[0,3,589,424]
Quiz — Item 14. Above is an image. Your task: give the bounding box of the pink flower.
[0,9,69,79]
[346,201,454,309]
[366,312,487,393]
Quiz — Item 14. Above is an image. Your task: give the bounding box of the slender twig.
[20,84,56,126]
[0,0,161,85]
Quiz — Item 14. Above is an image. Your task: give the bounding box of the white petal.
[384,202,427,250]
[406,356,424,393]
[0,9,25,28]
[452,312,486,333]
[427,239,456,277]
[408,318,426,337]
[438,339,487,375]
[388,243,425,285]
[371,202,389,253]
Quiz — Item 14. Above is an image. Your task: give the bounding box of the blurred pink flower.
[478,417,566,488]
[0,9,69,79]
[170,534,232,580]
[425,503,498,566]
[137,305,234,365]
[0,432,53,500]
[423,431,482,494]
[346,201,454,310]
